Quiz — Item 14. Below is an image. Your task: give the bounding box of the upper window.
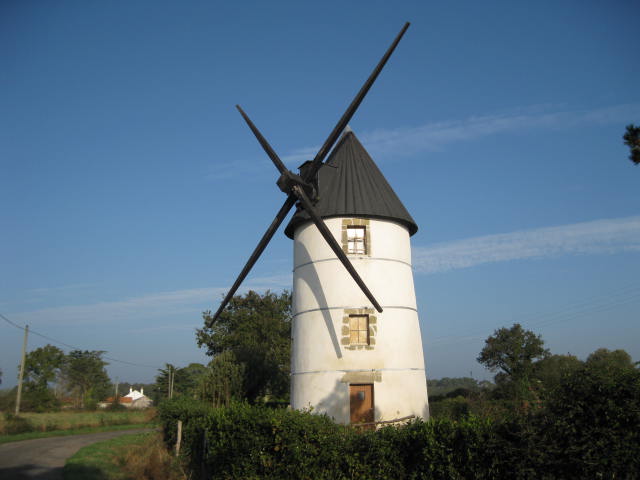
[349,314,369,346]
[341,219,370,257]
[347,226,366,255]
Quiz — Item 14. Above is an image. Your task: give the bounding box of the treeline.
[427,377,492,398]
[429,324,639,421]
[0,346,159,412]
[0,347,112,411]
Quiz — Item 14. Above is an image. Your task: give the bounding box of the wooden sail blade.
[236,104,288,175]
[303,22,410,183]
[206,195,297,327]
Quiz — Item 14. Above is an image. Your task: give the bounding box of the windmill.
[208,22,429,424]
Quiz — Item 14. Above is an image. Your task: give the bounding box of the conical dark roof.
[284,130,418,238]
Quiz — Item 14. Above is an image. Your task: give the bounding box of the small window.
[347,226,366,255]
[349,315,369,345]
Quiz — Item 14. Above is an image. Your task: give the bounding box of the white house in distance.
[99,387,153,409]
[285,128,429,425]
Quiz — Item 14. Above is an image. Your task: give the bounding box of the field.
[0,409,155,439]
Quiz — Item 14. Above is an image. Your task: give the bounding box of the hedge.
[159,369,639,480]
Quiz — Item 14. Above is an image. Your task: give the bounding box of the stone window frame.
[341,218,371,256]
[341,308,376,351]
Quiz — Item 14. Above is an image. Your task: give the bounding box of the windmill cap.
[285,130,418,238]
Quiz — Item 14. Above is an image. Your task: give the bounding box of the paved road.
[0,428,150,480]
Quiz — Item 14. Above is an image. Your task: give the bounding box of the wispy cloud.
[281,146,320,166]
[413,216,640,274]
[279,103,640,165]
[205,159,271,180]
[27,283,98,295]
[10,216,639,325]
[11,273,292,327]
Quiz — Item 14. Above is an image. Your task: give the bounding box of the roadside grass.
[64,431,185,480]
[0,409,157,443]
[64,431,149,480]
[0,422,156,444]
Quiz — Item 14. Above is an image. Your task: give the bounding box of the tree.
[155,362,208,400]
[156,364,176,400]
[586,348,636,372]
[531,353,583,400]
[539,350,640,478]
[623,124,640,165]
[180,363,208,395]
[196,290,292,402]
[477,324,549,409]
[197,351,246,407]
[21,344,65,411]
[477,324,549,380]
[24,345,65,387]
[427,377,481,397]
[61,350,111,409]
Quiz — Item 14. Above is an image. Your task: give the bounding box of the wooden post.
[175,420,182,456]
[15,325,29,415]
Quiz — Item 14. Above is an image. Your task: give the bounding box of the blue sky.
[1,1,638,388]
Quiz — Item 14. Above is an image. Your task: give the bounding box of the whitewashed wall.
[290,217,429,423]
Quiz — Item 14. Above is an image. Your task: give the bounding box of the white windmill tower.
[284,129,428,424]
[207,22,429,424]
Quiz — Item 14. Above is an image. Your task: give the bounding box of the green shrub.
[159,378,640,480]
[536,365,640,479]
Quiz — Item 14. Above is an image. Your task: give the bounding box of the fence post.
[175,420,182,456]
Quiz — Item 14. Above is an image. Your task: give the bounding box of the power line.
[0,312,161,369]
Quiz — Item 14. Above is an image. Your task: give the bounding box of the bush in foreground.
[160,363,639,479]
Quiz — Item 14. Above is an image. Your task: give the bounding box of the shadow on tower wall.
[313,379,348,423]
[311,379,387,425]
[296,242,342,359]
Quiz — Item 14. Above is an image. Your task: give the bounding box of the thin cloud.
[10,216,638,325]
[281,146,319,166]
[27,283,98,295]
[413,216,640,274]
[127,324,197,334]
[11,286,225,327]
[205,159,271,180]
[11,273,292,327]
[280,103,640,164]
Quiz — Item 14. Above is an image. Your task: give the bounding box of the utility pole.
[15,325,29,415]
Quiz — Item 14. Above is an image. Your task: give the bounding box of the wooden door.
[350,384,374,425]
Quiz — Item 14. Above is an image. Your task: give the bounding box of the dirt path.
[0,428,150,480]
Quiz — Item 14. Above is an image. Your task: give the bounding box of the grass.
[64,431,185,480]
[0,422,156,444]
[64,431,150,480]
[0,409,157,444]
